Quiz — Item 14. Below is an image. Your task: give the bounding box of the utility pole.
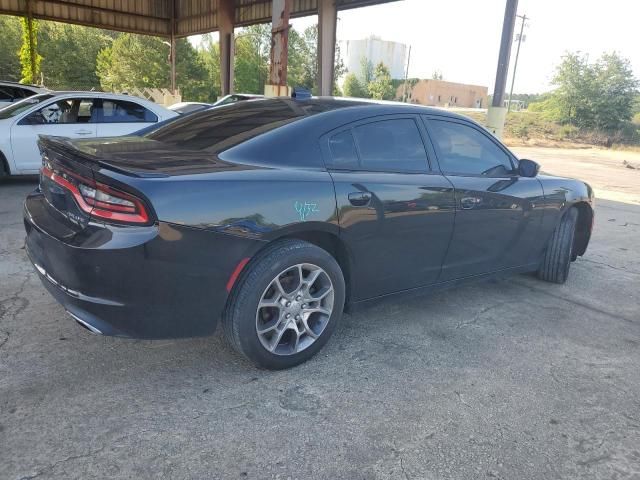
[402,45,412,103]
[508,14,528,112]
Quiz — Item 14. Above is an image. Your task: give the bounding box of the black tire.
[538,207,578,284]
[0,152,9,178]
[222,239,345,370]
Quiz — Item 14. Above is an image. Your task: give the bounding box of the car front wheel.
[222,239,345,369]
[538,207,578,284]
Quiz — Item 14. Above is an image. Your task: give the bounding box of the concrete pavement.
[1,147,639,479]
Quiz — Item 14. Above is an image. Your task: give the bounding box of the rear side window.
[328,118,429,172]
[329,130,359,169]
[0,87,13,101]
[0,86,25,101]
[100,100,157,123]
[428,119,514,176]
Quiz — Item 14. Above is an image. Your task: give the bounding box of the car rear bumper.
[24,191,262,339]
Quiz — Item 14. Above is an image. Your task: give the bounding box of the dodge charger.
[23,97,594,369]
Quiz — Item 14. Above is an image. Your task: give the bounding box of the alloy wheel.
[255,263,334,355]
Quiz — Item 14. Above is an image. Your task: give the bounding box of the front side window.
[427,119,514,176]
[100,100,157,123]
[36,100,74,124]
[30,99,98,124]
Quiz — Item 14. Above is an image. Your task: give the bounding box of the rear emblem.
[294,201,319,221]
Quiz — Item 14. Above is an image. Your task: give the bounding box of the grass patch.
[455,110,640,150]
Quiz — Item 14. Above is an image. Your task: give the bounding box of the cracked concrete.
[1,148,640,480]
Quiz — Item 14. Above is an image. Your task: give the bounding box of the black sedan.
[23,97,594,369]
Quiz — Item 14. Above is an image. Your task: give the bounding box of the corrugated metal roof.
[0,0,400,37]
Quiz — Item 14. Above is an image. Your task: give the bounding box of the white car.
[0,81,49,109]
[168,101,212,115]
[0,92,178,176]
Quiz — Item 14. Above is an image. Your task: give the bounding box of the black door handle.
[348,192,372,207]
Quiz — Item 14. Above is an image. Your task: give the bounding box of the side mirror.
[25,112,47,125]
[518,159,540,178]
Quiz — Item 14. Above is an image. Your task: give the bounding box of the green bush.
[559,124,578,139]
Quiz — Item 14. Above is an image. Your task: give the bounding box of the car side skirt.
[345,262,540,313]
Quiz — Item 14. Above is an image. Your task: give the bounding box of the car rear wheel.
[222,239,345,369]
[538,207,578,284]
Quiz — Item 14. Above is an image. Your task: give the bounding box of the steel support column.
[265,0,292,97]
[317,0,337,96]
[492,0,519,107]
[169,0,177,95]
[219,0,235,96]
[487,0,518,138]
[169,37,176,94]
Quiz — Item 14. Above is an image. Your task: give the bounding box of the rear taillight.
[41,165,150,225]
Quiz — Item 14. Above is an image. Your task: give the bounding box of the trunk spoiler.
[38,135,170,178]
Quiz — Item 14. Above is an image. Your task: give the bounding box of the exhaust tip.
[67,311,103,335]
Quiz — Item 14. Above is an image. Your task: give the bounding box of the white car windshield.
[0,94,55,119]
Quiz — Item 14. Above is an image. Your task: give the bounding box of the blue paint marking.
[294,201,320,221]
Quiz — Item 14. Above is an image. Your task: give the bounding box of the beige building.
[398,79,488,109]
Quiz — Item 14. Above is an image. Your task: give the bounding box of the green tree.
[175,38,212,102]
[96,33,212,102]
[38,22,113,90]
[531,52,638,131]
[0,16,22,81]
[234,25,270,93]
[360,57,374,84]
[432,70,443,80]
[201,24,347,97]
[343,73,368,98]
[19,17,42,84]
[199,33,221,100]
[288,26,317,91]
[97,34,169,90]
[549,52,595,126]
[368,62,394,100]
[591,52,638,130]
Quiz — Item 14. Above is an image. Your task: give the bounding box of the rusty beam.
[265,0,293,96]
[219,0,235,96]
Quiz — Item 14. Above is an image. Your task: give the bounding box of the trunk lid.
[36,135,248,235]
[66,135,246,178]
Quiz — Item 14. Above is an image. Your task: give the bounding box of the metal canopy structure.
[1,0,519,137]
[0,0,399,37]
[0,0,401,96]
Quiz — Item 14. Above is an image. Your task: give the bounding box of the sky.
[191,0,640,94]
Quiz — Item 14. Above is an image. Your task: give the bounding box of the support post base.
[486,106,507,139]
[264,84,292,98]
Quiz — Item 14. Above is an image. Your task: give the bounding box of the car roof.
[49,91,144,99]
[170,102,211,107]
[42,91,169,108]
[243,96,475,123]
[0,81,48,91]
[0,80,41,87]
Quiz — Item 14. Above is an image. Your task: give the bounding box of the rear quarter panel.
[103,167,339,243]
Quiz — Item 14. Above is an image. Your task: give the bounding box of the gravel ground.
[1,147,639,480]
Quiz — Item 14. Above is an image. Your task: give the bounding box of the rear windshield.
[145,98,342,153]
[0,94,54,119]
